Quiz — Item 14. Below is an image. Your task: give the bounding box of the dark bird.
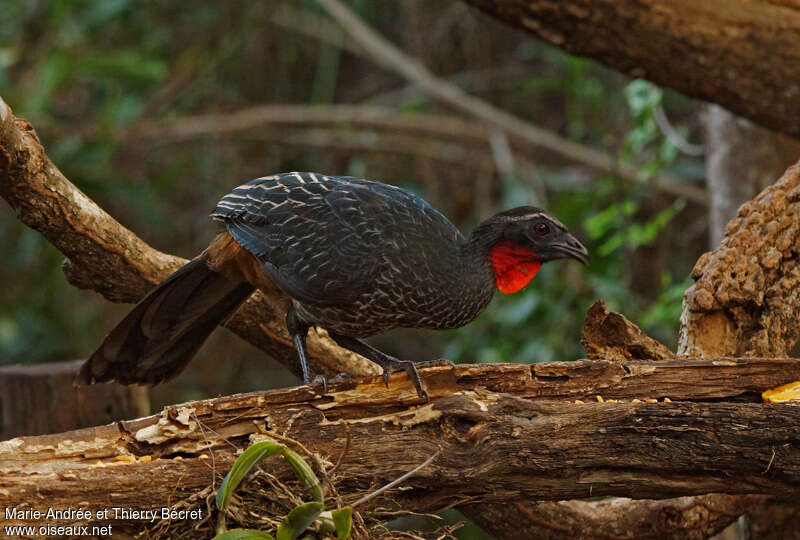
[77,172,588,399]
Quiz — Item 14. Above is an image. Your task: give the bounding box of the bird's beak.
[552,234,590,265]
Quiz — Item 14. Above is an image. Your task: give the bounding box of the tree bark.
[0,360,149,440]
[461,0,800,139]
[464,302,742,540]
[1,361,798,535]
[463,496,766,540]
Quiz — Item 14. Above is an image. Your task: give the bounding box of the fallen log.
[2,359,798,533]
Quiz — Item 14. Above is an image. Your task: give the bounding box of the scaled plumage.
[79,172,588,399]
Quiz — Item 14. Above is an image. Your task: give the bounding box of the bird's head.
[469,206,589,294]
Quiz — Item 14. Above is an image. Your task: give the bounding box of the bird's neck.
[488,241,541,293]
[463,223,540,294]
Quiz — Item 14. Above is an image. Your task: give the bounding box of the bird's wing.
[210,172,438,306]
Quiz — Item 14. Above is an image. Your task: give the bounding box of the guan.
[78,172,588,399]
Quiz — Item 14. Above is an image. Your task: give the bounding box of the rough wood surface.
[679,163,800,358]
[581,300,674,361]
[0,360,149,440]
[2,359,800,531]
[462,0,800,139]
[0,96,373,381]
[463,495,767,540]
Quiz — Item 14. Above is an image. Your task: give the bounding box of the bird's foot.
[305,374,328,393]
[376,357,429,402]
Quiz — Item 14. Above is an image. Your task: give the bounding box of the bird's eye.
[534,223,550,236]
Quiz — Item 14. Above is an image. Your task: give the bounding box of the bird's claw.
[305,374,328,393]
[330,372,351,383]
[378,358,429,402]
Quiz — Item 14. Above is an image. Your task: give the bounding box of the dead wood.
[463,495,767,540]
[1,360,799,532]
[581,300,674,362]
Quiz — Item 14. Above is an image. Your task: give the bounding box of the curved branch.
[126,104,706,203]
[0,96,374,380]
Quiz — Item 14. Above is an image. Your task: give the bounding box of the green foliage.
[330,507,354,540]
[214,440,351,540]
[639,276,693,336]
[585,198,686,257]
[622,79,678,177]
[282,448,324,503]
[276,502,325,540]
[216,441,284,511]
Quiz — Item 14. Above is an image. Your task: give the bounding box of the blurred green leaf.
[275,502,324,540]
[332,507,353,540]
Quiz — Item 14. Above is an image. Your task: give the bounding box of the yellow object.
[762,380,800,403]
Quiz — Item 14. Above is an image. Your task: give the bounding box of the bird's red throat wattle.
[489,240,542,294]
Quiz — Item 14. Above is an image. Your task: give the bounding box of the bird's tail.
[76,258,254,386]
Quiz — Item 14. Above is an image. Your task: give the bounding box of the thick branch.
[1,361,799,531]
[0,96,374,380]
[461,0,800,139]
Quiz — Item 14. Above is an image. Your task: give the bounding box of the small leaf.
[282,448,324,502]
[212,529,276,540]
[217,441,285,510]
[332,507,353,540]
[276,501,324,540]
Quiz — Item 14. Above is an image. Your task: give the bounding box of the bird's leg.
[286,308,326,391]
[328,331,429,401]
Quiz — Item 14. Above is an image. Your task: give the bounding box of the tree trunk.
[463,496,765,540]
[706,105,799,248]
[0,360,149,440]
[461,0,800,139]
